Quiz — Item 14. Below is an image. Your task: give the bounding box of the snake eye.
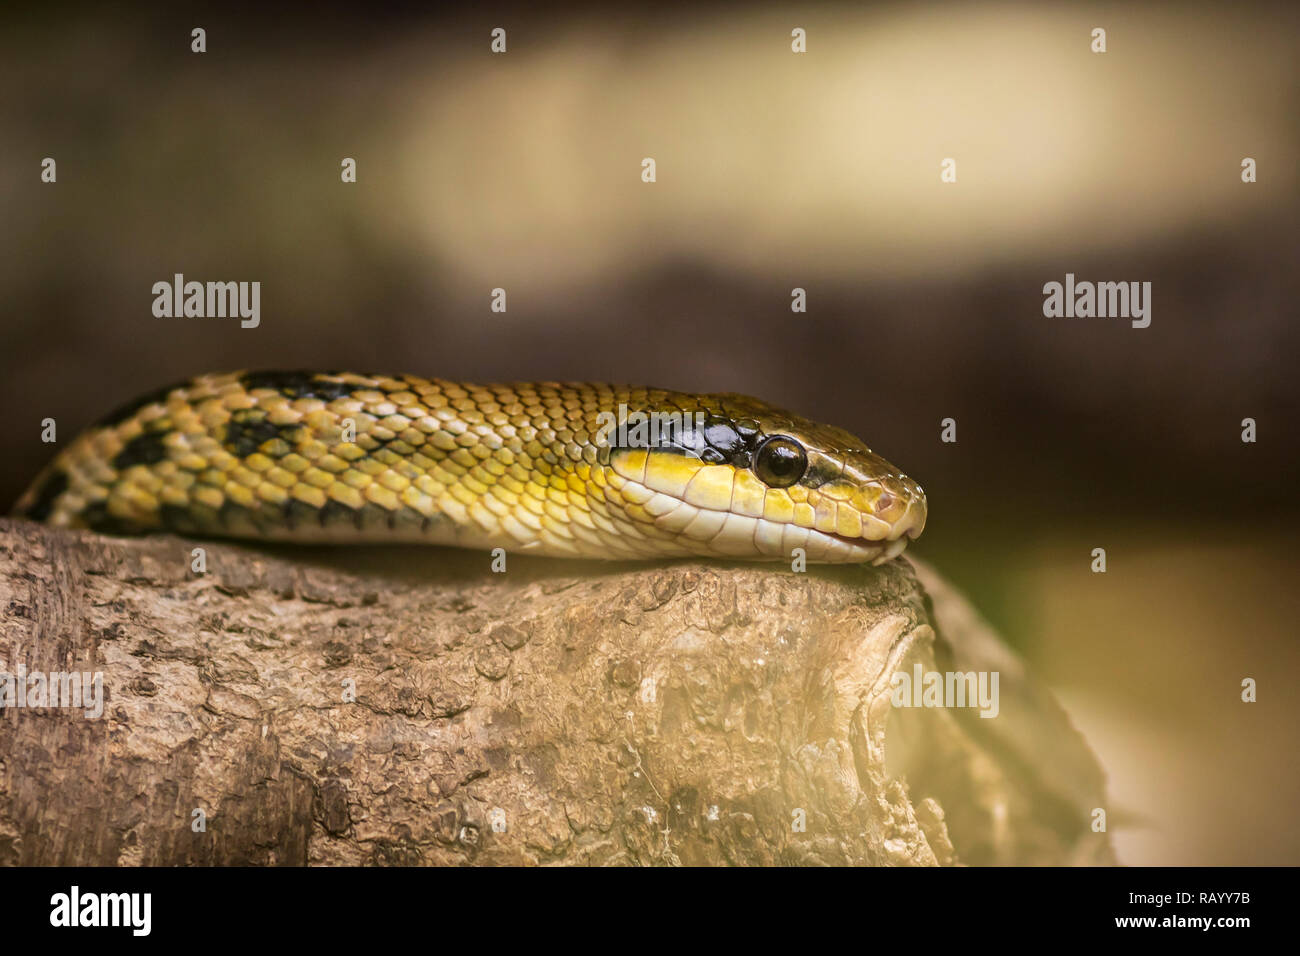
[753,436,807,488]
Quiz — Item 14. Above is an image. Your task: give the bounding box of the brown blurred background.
[2,1,1297,864]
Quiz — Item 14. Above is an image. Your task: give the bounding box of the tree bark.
[0,518,1113,865]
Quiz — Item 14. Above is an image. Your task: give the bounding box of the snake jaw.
[822,485,926,565]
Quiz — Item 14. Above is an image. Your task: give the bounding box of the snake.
[13,370,927,564]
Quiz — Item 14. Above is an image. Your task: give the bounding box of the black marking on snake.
[223,410,300,458]
[92,380,188,429]
[23,470,68,521]
[112,431,170,470]
[703,417,745,457]
[80,501,111,532]
[81,501,143,535]
[318,499,365,530]
[801,459,836,489]
[283,497,319,531]
[239,370,356,403]
[219,499,274,534]
[705,416,761,469]
[637,417,705,460]
[159,503,198,533]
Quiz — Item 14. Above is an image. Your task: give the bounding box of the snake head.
[604,390,927,564]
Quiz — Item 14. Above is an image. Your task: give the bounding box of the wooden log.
[0,518,1112,865]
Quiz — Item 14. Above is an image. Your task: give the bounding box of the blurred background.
[2,1,1297,864]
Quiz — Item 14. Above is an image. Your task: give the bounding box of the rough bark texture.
[0,517,1113,866]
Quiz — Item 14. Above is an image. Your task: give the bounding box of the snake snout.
[855,474,927,542]
[895,482,927,540]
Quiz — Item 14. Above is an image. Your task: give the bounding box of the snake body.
[14,371,926,563]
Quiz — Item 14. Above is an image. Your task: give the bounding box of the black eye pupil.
[754,436,807,488]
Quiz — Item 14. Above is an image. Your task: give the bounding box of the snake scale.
[13,370,927,563]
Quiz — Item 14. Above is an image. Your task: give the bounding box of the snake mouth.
[811,527,913,565]
[817,504,924,561]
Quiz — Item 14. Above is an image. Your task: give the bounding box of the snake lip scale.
[14,370,928,565]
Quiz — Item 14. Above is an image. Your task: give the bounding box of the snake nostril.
[875,492,896,514]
